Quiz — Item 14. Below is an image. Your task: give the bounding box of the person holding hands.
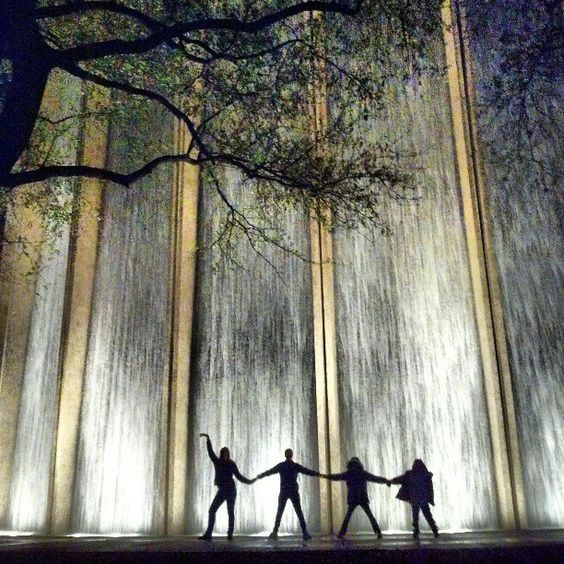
[198,433,255,541]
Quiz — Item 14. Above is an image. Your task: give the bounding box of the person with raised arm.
[255,448,319,541]
[321,456,389,539]
[198,433,254,541]
[389,459,439,540]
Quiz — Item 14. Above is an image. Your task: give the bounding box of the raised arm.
[257,463,281,479]
[295,463,319,477]
[233,463,254,485]
[200,433,218,463]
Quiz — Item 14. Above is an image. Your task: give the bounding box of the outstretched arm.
[390,473,405,485]
[256,463,281,479]
[295,463,319,477]
[320,472,347,481]
[364,471,388,484]
[200,433,218,463]
[233,464,254,485]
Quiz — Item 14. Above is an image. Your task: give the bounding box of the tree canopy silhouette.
[0,1,445,248]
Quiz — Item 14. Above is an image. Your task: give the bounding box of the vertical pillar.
[442,0,516,529]
[310,222,344,533]
[308,11,345,531]
[49,89,108,534]
[448,0,527,527]
[165,118,200,535]
[310,221,332,534]
[318,227,345,529]
[0,201,43,527]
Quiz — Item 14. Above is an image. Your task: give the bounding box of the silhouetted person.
[256,448,318,540]
[390,459,439,539]
[322,456,388,538]
[198,433,254,540]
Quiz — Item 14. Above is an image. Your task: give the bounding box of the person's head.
[285,448,293,460]
[220,447,230,461]
[412,459,428,473]
[347,456,363,471]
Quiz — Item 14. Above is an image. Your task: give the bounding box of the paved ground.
[0,530,563,563]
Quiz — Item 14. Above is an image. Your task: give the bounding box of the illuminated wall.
[0,5,562,536]
[332,49,498,531]
[186,168,319,534]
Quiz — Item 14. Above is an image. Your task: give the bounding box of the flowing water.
[6,221,72,532]
[4,11,562,533]
[72,107,173,533]
[332,53,499,532]
[186,169,319,534]
[6,74,81,532]
[466,1,564,528]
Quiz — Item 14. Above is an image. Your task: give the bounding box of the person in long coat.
[322,456,389,538]
[390,459,439,539]
[198,433,254,540]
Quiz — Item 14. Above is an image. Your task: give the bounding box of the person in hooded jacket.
[390,459,439,539]
[322,457,389,538]
[198,433,254,540]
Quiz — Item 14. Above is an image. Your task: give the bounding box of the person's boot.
[227,533,234,541]
[375,529,383,540]
[268,530,278,540]
[337,530,346,539]
[302,531,312,541]
[198,532,212,541]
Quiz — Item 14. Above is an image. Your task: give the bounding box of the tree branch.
[1,150,199,188]
[54,1,364,62]
[58,61,206,155]
[181,37,302,63]
[34,1,165,31]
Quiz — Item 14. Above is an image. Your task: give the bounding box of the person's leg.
[411,503,420,539]
[361,502,382,538]
[289,492,310,539]
[226,491,237,539]
[338,504,355,538]
[201,490,226,539]
[270,493,288,537]
[421,503,439,537]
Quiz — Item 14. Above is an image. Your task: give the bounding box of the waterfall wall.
[7,219,72,532]
[466,1,564,528]
[71,106,173,534]
[2,10,562,535]
[331,48,499,532]
[6,75,81,532]
[186,169,319,534]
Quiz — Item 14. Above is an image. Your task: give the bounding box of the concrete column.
[442,0,517,529]
[318,226,346,529]
[310,221,332,534]
[49,89,108,534]
[308,11,345,531]
[165,118,200,535]
[448,0,528,528]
